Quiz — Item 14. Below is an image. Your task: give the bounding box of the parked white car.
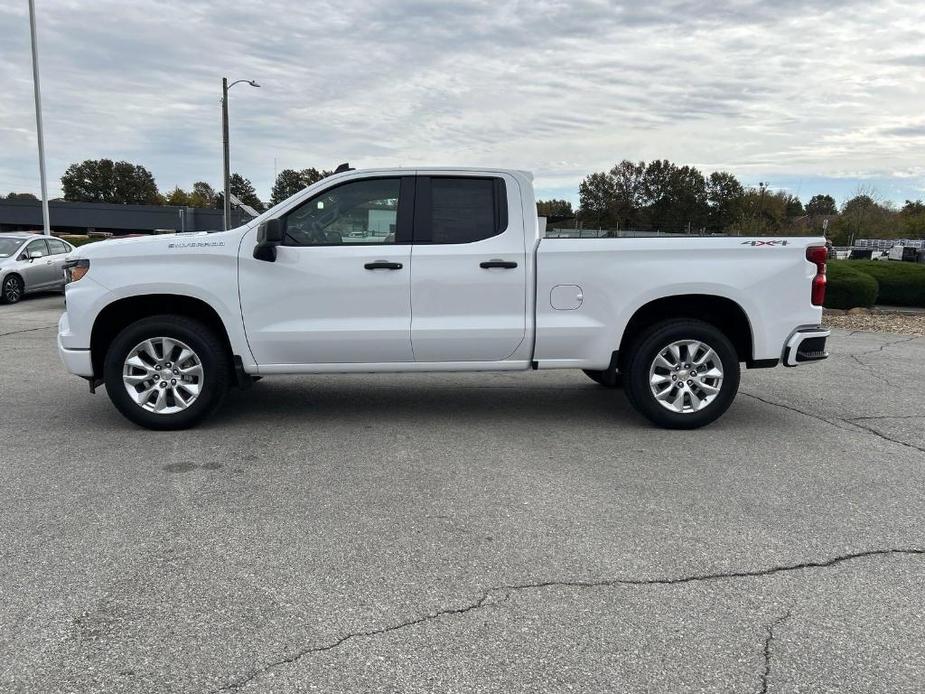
[0,233,75,303]
[58,168,829,430]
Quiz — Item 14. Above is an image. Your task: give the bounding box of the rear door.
[46,238,73,288]
[410,174,527,362]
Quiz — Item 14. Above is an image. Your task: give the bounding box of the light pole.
[221,77,260,230]
[28,0,50,236]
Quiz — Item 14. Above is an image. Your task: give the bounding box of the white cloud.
[1,0,923,204]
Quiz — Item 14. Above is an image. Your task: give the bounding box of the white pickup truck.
[57,167,829,430]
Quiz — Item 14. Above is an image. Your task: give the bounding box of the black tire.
[1,274,24,304]
[103,315,230,430]
[582,369,622,388]
[623,319,740,429]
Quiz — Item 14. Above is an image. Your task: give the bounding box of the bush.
[58,235,103,247]
[825,262,878,309]
[848,260,925,307]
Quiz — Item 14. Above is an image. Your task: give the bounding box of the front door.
[239,176,414,366]
[19,239,58,291]
[409,175,527,362]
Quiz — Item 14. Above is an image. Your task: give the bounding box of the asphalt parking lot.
[2,294,923,693]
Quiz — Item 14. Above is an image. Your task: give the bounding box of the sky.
[1,0,924,208]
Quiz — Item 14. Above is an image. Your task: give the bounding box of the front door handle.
[364,260,403,270]
[480,259,518,269]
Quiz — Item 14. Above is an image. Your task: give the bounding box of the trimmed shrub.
[848,260,925,307]
[825,262,878,309]
[58,235,103,248]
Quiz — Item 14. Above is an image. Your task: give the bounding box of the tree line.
[7,157,924,244]
[5,158,338,215]
[538,159,925,244]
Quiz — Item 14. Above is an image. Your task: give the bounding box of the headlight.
[63,258,90,284]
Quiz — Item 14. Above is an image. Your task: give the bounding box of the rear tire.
[582,369,622,388]
[1,274,24,304]
[103,315,230,430]
[623,319,740,429]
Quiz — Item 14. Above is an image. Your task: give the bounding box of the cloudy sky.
[2,0,924,207]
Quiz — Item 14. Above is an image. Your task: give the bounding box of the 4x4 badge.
[741,240,789,246]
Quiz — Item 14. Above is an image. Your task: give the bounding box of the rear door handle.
[480,259,518,269]
[364,260,403,270]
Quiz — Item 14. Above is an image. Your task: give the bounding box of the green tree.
[828,193,896,244]
[785,195,804,218]
[216,173,265,212]
[578,171,616,228]
[706,171,744,230]
[805,194,837,217]
[165,187,191,207]
[61,159,160,204]
[190,181,217,208]
[6,192,38,200]
[607,160,645,229]
[270,167,330,206]
[537,199,574,217]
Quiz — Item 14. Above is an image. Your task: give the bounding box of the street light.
[28,0,50,236]
[222,77,260,230]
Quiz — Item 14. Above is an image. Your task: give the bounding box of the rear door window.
[48,239,69,255]
[415,177,507,244]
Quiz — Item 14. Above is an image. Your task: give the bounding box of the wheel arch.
[618,294,754,368]
[90,294,234,378]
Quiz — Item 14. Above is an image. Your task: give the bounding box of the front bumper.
[782,326,830,367]
[58,312,94,377]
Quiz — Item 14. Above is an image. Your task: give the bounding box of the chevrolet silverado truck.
[57,167,830,430]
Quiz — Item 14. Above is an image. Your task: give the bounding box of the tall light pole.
[221,77,260,230]
[28,0,50,236]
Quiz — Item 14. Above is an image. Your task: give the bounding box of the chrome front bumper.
[782,327,830,367]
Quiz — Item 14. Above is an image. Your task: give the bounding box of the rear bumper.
[782,326,830,367]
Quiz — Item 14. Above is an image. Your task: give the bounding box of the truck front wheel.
[623,319,740,429]
[102,315,230,430]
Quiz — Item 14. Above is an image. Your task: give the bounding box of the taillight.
[806,246,826,306]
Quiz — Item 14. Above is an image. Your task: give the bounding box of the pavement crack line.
[209,548,923,692]
[0,324,57,338]
[740,391,925,455]
[758,608,792,694]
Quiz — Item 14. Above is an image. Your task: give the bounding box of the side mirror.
[28,251,43,261]
[254,218,283,262]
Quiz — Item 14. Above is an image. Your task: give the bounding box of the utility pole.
[28,0,51,236]
[221,77,231,230]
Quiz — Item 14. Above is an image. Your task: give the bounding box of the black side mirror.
[254,218,283,262]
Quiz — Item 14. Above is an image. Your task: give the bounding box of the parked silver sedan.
[0,233,76,304]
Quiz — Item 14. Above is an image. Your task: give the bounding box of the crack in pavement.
[0,324,57,338]
[740,391,925,455]
[846,335,920,358]
[209,548,924,692]
[758,608,792,694]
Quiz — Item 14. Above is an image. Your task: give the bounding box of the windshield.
[0,238,24,257]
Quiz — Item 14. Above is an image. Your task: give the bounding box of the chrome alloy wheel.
[3,276,22,302]
[648,339,724,414]
[122,337,204,414]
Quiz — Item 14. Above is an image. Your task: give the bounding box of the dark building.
[0,198,250,236]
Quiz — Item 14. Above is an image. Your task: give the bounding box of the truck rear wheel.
[103,315,230,430]
[623,319,739,429]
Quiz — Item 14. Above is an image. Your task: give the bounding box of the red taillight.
[807,246,827,306]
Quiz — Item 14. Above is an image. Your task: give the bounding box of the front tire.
[1,274,24,304]
[103,315,230,430]
[623,319,740,429]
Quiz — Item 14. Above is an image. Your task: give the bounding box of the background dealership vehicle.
[0,233,75,303]
[57,168,829,430]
